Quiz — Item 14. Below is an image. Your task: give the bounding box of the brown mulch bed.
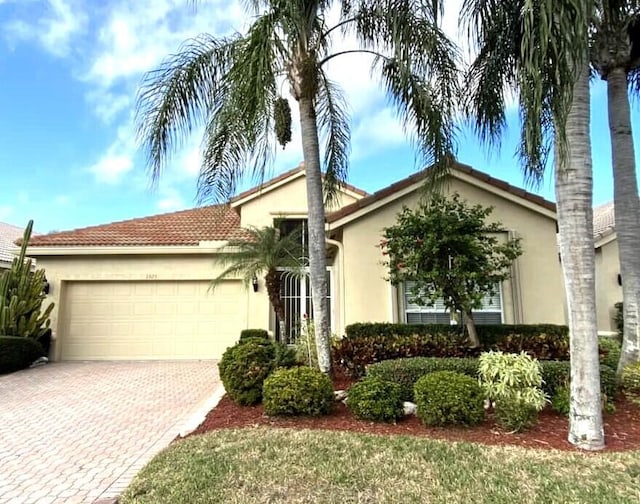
[189,373,640,452]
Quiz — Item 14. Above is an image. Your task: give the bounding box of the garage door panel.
[60,280,244,360]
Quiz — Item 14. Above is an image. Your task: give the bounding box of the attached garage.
[59,280,244,360]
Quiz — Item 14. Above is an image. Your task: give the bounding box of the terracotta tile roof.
[230,163,368,204]
[593,201,615,238]
[327,161,557,223]
[0,222,25,265]
[27,205,246,247]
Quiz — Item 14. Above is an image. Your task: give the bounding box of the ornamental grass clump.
[346,376,404,423]
[478,351,547,432]
[414,371,485,426]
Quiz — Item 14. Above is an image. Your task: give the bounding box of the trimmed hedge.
[218,338,293,405]
[367,357,479,402]
[334,323,570,376]
[414,371,485,427]
[367,356,618,403]
[0,336,44,374]
[346,376,404,423]
[239,329,269,342]
[263,367,334,416]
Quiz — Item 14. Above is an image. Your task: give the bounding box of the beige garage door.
[60,280,245,360]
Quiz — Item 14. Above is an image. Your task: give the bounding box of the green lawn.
[121,427,640,504]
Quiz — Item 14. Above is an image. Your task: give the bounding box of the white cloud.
[2,0,88,57]
[87,124,136,184]
[156,187,186,211]
[0,205,14,221]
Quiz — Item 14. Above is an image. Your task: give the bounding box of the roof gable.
[230,163,367,208]
[326,162,557,227]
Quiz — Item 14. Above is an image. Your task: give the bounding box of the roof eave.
[25,243,231,257]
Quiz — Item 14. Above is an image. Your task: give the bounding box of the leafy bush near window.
[478,352,547,432]
[239,329,270,342]
[346,376,404,423]
[218,338,294,406]
[414,371,485,427]
[262,366,334,416]
[0,336,45,375]
[366,357,480,402]
[622,362,640,404]
[334,323,570,377]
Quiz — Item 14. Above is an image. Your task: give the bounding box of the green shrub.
[540,360,617,401]
[414,371,484,427]
[478,352,546,432]
[614,302,623,341]
[263,367,334,416]
[334,323,570,377]
[551,385,571,416]
[494,397,540,432]
[622,362,640,403]
[274,341,297,369]
[0,336,44,374]
[218,339,291,405]
[599,337,621,371]
[239,329,269,342]
[366,357,479,402]
[346,376,404,423]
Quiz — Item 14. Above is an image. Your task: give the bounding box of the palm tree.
[591,1,640,376]
[462,0,605,449]
[211,226,303,340]
[136,0,459,373]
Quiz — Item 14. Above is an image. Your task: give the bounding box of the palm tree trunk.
[298,96,332,374]
[556,64,604,450]
[606,67,640,376]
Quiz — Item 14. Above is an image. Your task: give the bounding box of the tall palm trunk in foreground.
[606,67,640,374]
[557,65,604,450]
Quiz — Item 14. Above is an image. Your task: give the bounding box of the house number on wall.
[145,274,158,280]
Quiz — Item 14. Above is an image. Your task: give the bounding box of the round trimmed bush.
[239,329,269,342]
[414,371,484,427]
[218,339,285,405]
[0,336,45,375]
[346,376,404,423]
[263,366,334,416]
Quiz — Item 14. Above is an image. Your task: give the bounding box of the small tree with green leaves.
[0,220,53,340]
[382,193,522,347]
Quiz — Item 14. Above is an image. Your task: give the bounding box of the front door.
[276,269,332,344]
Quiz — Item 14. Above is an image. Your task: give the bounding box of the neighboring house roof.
[230,163,368,207]
[593,201,615,239]
[27,205,246,247]
[326,162,557,225]
[0,222,25,266]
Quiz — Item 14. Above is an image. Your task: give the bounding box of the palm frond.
[211,226,304,290]
[136,35,240,185]
[316,70,351,206]
[197,14,281,202]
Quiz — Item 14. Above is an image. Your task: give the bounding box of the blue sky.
[0,0,637,234]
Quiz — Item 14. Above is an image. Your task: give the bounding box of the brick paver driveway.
[0,361,220,504]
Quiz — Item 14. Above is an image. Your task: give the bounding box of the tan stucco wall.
[337,177,566,327]
[239,174,360,228]
[36,254,272,360]
[595,238,622,334]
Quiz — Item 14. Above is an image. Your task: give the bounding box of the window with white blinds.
[403,281,503,325]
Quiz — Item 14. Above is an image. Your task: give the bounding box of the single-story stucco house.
[26,162,570,361]
[593,201,626,336]
[0,222,26,270]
